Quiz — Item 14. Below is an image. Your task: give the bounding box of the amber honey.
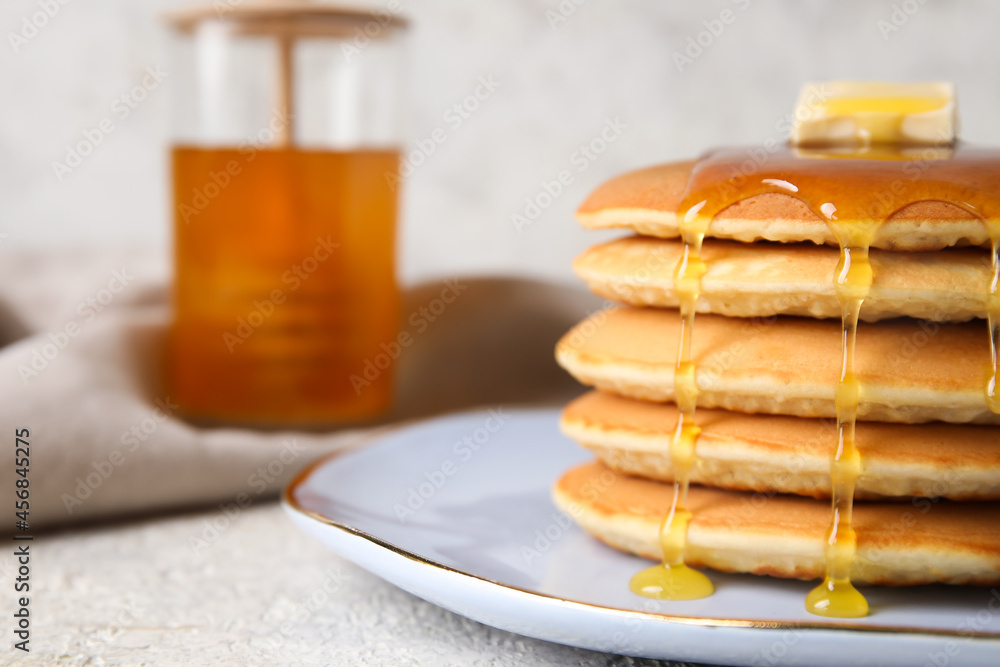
[169,146,400,425]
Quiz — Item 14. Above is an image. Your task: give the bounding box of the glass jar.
[165,2,407,425]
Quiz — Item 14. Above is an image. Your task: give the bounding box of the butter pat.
[790,81,957,147]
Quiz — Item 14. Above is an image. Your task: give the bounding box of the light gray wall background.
[3,0,999,285]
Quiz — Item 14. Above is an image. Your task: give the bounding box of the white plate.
[283,407,1000,666]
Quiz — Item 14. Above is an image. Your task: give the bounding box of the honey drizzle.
[630,144,1000,615]
[987,222,1000,413]
[629,207,714,600]
[806,229,873,618]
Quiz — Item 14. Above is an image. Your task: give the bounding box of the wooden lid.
[164,1,409,36]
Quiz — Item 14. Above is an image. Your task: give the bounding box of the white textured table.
[1,502,710,666]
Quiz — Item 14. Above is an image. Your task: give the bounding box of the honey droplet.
[630,562,714,601]
[806,577,869,618]
[630,506,713,601]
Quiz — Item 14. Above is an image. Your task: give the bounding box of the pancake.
[554,306,999,425]
[562,391,1000,500]
[576,161,992,251]
[575,236,989,322]
[553,460,1000,586]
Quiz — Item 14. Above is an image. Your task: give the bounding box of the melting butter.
[791,81,956,147]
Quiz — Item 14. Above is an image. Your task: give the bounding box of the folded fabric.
[0,248,599,528]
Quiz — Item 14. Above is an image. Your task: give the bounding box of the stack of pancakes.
[552,160,1000,587]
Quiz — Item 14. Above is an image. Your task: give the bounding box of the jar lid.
[164,1,408,37]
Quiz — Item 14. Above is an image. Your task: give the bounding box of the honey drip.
[805,231,874,619]
[630,207,714,601]
[987,221,1000,413]
[639,144,1000,616]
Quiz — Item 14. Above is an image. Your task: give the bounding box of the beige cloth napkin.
[0,248,600,529]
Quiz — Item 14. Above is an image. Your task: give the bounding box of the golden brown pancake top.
[577,162,694,216]
[577,160,981,225]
